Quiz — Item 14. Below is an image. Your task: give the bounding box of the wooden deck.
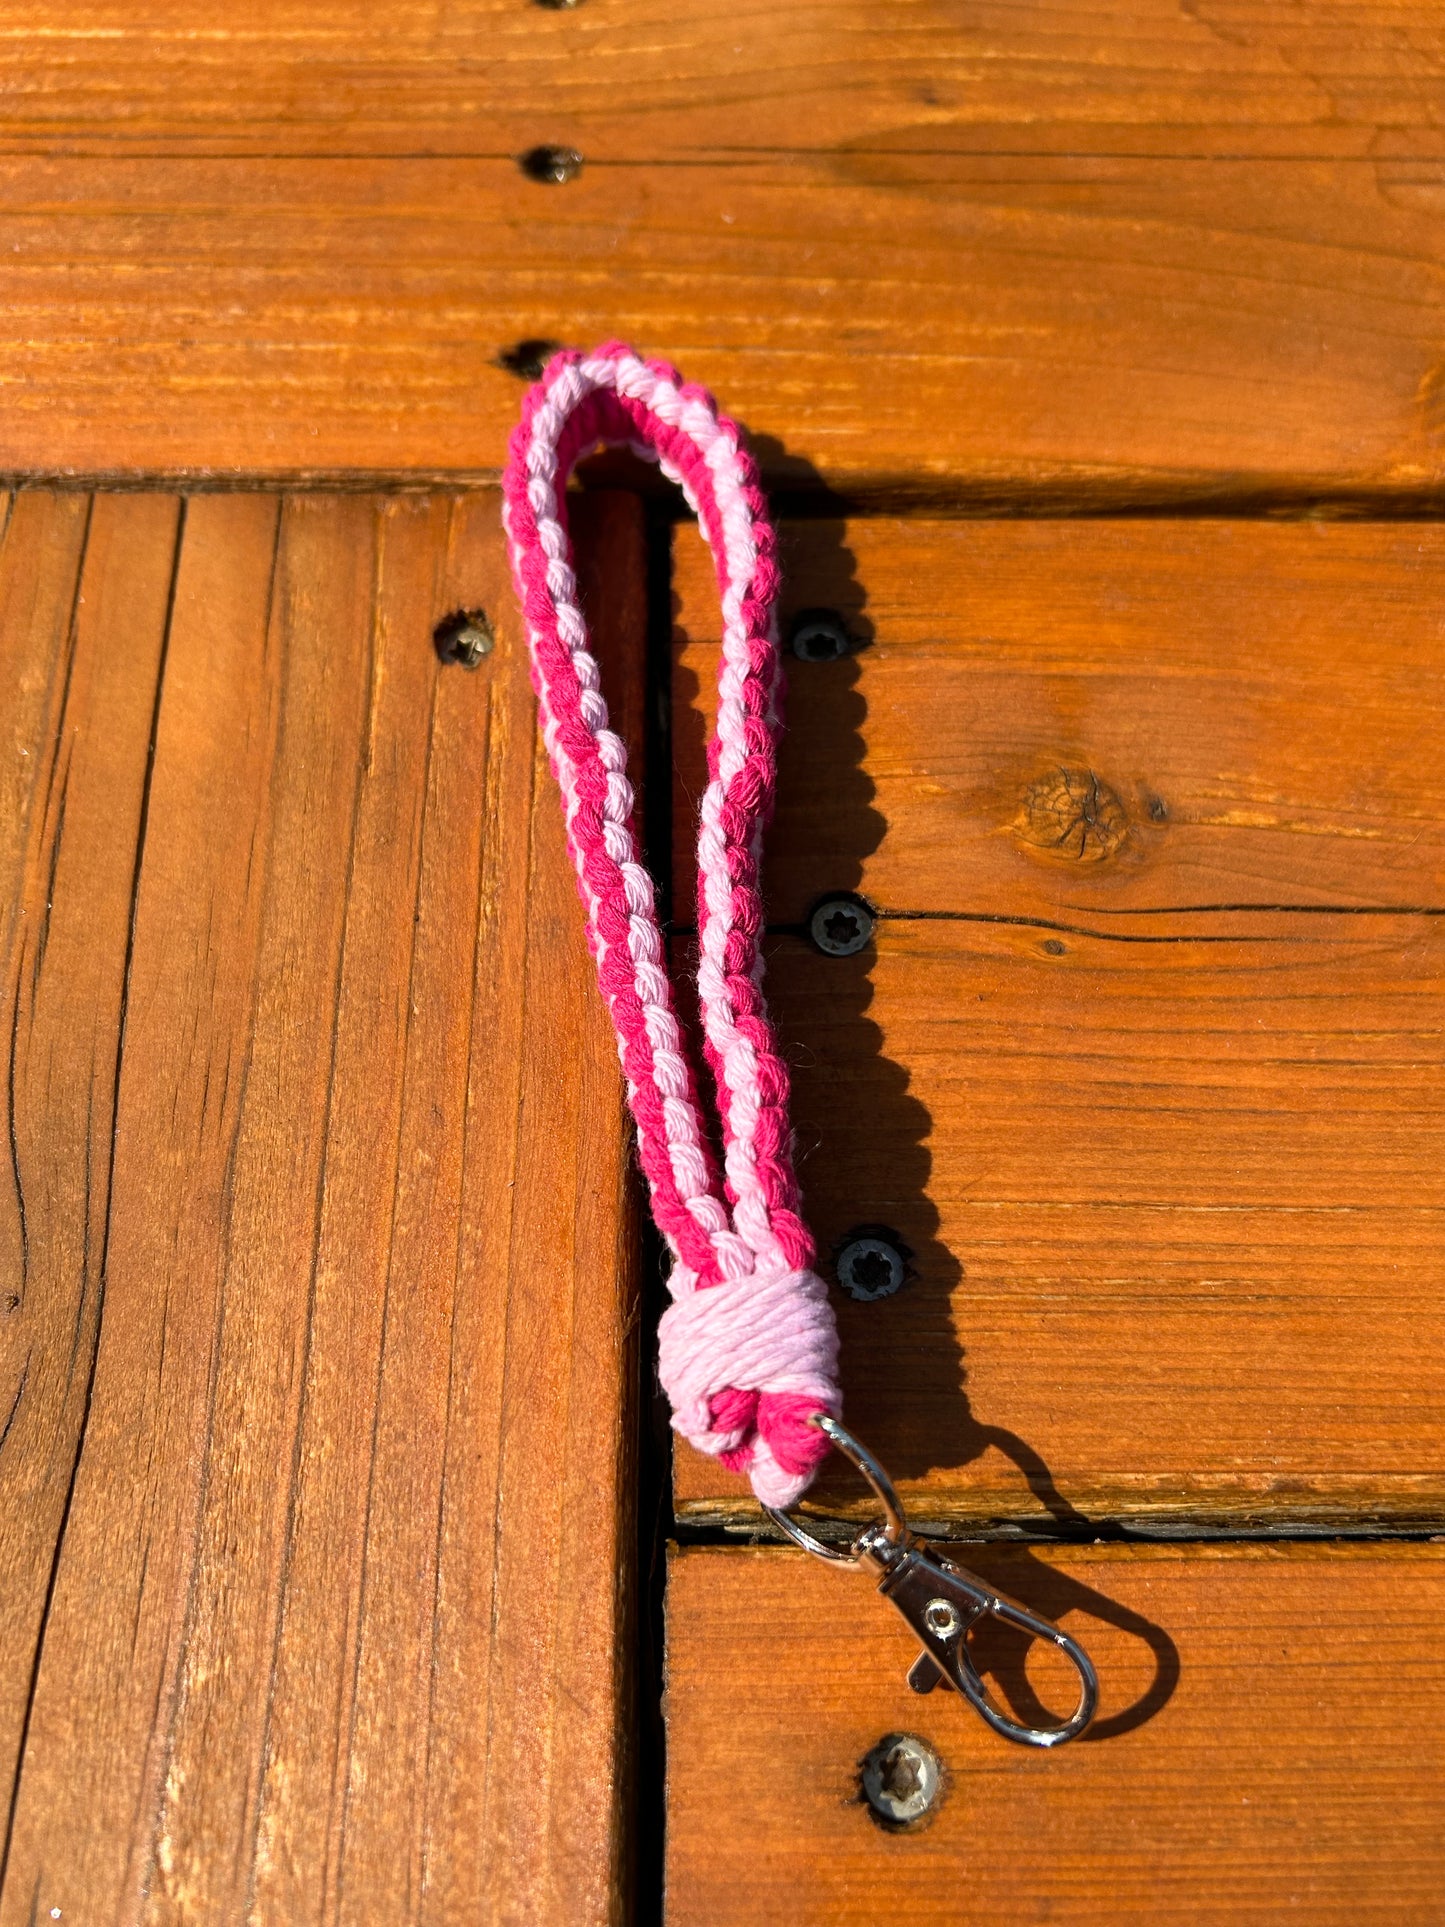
[1,4,1444,1921]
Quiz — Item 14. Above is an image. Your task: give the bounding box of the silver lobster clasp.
[765,1415,1098,1748]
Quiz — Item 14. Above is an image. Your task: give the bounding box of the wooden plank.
[672,914,1445,1531]
[0,488,644,1925]
[671,514,1445,1531]
[2,4,1445,491]
[665,1543,1445,1927]
[0,490,177,1839]
[673,518,1445,923]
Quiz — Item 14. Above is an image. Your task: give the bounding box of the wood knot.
[1014,767,1128,864]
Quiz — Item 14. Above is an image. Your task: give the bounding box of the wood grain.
[3,3,1445,492]
[665,1543,1445,1927]
[673,518,1445,923]
[0,487,644,1926]
[0,489,176,1847]
[670,516,1445,1530]
[672,914,1445,1531]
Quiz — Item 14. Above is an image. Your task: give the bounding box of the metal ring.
[762,1414,911,1564]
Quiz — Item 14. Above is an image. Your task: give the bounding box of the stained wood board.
[3,3,1445,494]
[0,488,173,1835]
[0,486,643,1926]
[665,1543,1445,1927]
[673,518,1445,923]
[671,517,1445,1531]
[672,917,1445,1532]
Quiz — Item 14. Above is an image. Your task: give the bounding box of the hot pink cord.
[502,342,841,1506]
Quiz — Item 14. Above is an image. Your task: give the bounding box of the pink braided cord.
[502,342,841,1506]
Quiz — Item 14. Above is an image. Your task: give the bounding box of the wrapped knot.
[658,1265,841,1506]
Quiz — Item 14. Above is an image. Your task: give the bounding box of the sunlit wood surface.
[0,487,642,1925]
[1,2,1445,496]
[671,517,1445,1534]
[667,1544,1445,1927]
[2,4,1443,1919]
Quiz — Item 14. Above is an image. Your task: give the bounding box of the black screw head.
[519,144,583,184]
[809,894,874,958]
[788,609,852,662]
[835,1230,908,1303]
[434,609,495,668]
[498,338,563,381]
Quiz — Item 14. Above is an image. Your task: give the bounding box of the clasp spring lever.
[766,1416,1098,1748]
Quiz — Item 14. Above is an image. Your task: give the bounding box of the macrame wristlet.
[502,341,841,1507]
[500,342,1103,1746]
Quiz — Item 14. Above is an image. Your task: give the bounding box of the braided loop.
[502,342,840,1505]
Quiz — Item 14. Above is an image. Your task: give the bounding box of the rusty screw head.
[519,144,583,184]
[860,1732,943,1828]
[809,894,873,957]
[788,609,852,662]
[835,1231,907,1303]
[434,609,495,668]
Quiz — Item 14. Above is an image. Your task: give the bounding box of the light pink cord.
[502,342,841,1506]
